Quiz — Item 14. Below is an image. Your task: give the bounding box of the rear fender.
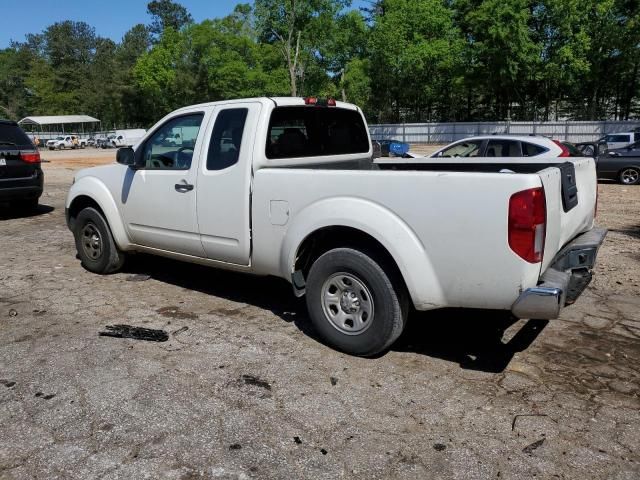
[281,196,446,310]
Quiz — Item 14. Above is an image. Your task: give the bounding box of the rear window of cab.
[266,107,369,159]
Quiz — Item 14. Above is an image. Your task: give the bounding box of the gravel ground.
[0,149,638,479]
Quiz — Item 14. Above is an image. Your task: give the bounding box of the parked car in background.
[100,135,117,149]
[606,140,640,157]
[574,141,608,158]
[66,97,604,356]
[46,135,87,150]
[0,119,43,210]
[573,141,640,185]
[430,135,579,158]
[46,136,74,150]
[596,129,640,150]
[109,129,147,148]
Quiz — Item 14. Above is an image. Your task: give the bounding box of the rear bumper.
[0,170,44,201]
[511,227,607,319]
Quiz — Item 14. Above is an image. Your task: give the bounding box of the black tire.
[618,167,640,185]
[306,248,408,357]
[73,207,125,274]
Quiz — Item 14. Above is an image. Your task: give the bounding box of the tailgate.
[539,157,597,272]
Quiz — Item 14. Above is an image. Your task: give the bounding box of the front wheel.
[306,248,408,357]
[619,167,640,185]
[73,207,125,274]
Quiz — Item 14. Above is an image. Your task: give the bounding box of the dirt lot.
[1,148,639,479]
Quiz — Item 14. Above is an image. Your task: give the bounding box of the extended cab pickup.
[65,97,606,356]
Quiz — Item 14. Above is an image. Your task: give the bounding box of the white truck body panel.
[66,97,601,317]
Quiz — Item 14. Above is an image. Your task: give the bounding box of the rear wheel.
[73,207,125,274]
[619,167,640,185]
[306,248,408,357]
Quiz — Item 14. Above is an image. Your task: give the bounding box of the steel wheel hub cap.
[321,273,374,335]
[81,223,103,260]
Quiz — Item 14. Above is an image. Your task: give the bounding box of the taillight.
[304,97,336,106]
[508,187,546,263]
[552,140,570,157]
[20,151,41,164]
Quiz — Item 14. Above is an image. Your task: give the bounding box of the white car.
[596,131,640,151]
[66,97,605,356]
[431,135,574,158]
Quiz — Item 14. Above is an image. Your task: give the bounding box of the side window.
[439,140,482,157]
[141,113,204,170]
[522,142,548,157]
[207,108,248,170]
[485,139,521,157]
[266,106,369,159]
[606,134,630,143]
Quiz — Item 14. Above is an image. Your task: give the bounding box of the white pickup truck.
[46,135,87,150]
[65,97,606,356]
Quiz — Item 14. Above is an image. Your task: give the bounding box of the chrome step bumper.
[511,227,607,319]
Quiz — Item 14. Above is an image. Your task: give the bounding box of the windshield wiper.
[0,141,17,146]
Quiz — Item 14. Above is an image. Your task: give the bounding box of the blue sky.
[1,1,369,48]
[0,0,251,48]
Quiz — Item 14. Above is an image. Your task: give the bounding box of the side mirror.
[116,147,136,167]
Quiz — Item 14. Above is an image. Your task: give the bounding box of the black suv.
[0,120,43,209]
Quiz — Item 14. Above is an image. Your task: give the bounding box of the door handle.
[174,180,194,192]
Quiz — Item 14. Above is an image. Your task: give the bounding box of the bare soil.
[0,149,638,479]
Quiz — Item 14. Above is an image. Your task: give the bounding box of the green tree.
[369,0,465,122]
[528,0,591,120]
[147,0,193,39]
[455,0,540,120]
[254,0,349,96]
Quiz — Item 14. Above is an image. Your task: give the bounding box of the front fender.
[280,196,446,310]
[66,176,131,251]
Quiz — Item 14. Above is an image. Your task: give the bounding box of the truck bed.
[251,157,597,312]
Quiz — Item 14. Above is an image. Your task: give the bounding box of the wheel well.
[67,195,105,231]
[294,226,407,295]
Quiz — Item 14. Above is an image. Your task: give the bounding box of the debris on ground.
[523,438,546,455]
[172,326,189,336]
[126,274,151,282]
[241,374,271,390]
[35,392,56,400]
[99,325,169,342]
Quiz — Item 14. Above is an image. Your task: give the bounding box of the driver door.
[120,111,207,257]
